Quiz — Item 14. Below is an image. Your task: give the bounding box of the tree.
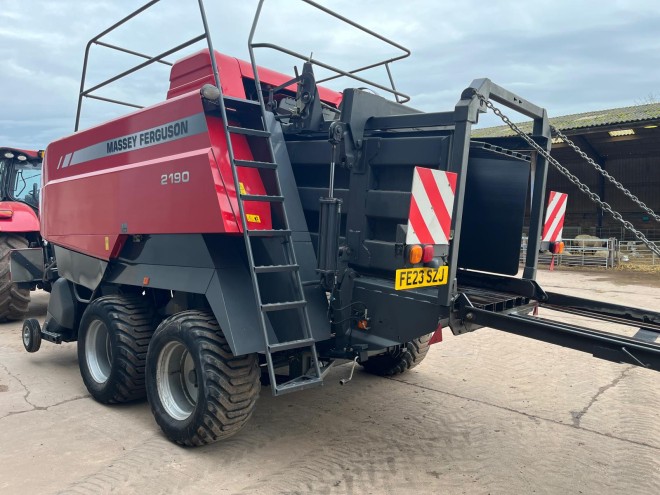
[635,92,660,105]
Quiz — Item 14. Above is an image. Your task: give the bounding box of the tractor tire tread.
[79,295,156,404]
[0,234,30,322]
[147,310,260,447]
[361,333,432,376]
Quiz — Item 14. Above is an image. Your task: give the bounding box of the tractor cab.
[0,148,42,211]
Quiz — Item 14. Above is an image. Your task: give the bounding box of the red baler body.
[41,51,341,260]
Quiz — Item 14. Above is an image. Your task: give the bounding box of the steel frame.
[247,0,411,104]
[74,0,211,131]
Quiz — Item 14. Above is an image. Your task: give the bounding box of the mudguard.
[57,232,331,356]
[0,201,39,233]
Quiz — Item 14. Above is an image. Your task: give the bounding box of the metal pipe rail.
[460,306,660,372]
[74,0,211,131]
[542,292,660,331]
[247,0,412,104]
[453,272,660,372]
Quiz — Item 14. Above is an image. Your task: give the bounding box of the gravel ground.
[0,269,658,494]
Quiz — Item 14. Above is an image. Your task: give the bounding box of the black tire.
[22,318,42,353]
[146,311,260,447]
[77,295,156,404]
[361,333,432,376]
[0,234,30,322]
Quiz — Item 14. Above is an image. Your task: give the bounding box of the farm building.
[474,102,660,240]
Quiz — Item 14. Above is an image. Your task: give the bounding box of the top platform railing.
[74,0,221,131]
[74,0,412,132]
[247,0,411,105]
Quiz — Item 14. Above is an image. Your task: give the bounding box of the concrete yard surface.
[0,269,659,494]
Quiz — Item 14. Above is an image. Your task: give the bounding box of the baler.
[14,0,660,446]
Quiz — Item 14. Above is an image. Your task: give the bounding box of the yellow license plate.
[395,266,449,290]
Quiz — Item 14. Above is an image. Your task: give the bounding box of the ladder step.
[268,338,315,353]
[262,300,307,312]
[246,229,291,237]
[223,96,261,113]
[241,194,284,203]
[274,376,323,396]
[254,264,299,274]
[235,159,277,170]
[227,126,270,137]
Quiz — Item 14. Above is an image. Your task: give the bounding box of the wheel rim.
[86,319,112,384]
[22,325,31,348]
[157,341,198,421]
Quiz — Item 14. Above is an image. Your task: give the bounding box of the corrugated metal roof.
[472,102,660,138]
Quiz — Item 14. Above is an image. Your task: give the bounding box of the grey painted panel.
[54,245,107,290]
[108,263,215,294]
[458,153,530,275]
[10,248,43,283]
[295,240,321,283]
[304,284,332,342]
[118,234,215,268]
[366,135,451,167]
[365,190,410,219]
[47,278,79,330]
[205,270,275,356]
[268,114,330,339]
[267,112,311,235]
[347,329,402,351]
[353,277,440,344]
[106,257,267,357]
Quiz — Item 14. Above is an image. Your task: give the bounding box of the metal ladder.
[194,3,323,396]
[209,94,323,398]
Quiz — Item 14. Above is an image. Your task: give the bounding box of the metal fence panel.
[520,237,618,268]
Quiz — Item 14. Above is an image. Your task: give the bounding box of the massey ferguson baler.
[15,0,660,446]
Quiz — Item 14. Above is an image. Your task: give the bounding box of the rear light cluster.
[406,244,435,264]
[550,241,565,254]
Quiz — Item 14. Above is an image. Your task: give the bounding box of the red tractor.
[0,147,42,321]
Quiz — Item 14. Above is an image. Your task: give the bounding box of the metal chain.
[477,94,660,257]
[551,126,660,223]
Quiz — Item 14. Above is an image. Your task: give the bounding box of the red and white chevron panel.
[406,167,457,245]
[542,191,568,242]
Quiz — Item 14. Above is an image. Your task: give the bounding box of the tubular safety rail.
[247,0,411,103]
[74,0,413,131]
[75,0,213,130]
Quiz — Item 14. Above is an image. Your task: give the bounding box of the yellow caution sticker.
[239,182,247,195]
[246,214,262,223]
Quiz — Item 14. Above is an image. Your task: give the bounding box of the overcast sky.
[1,0,660,149]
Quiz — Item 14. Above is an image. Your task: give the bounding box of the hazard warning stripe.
[542,191,568,242]
[408,196,435,244]
[417,167,453,240]
[406,167,457,245]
